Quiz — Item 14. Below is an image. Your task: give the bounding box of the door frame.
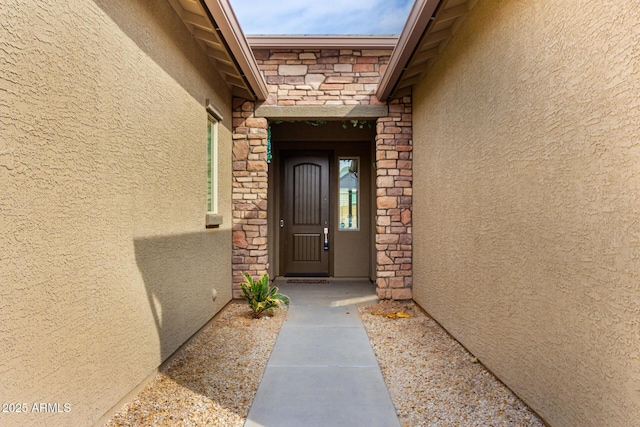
[278,150,334,276]
[266,122,377,281]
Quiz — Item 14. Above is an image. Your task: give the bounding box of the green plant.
[240,273,290,318]
[342,119,373,129]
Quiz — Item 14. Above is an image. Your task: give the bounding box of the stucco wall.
[1,1,233,426]
[412,1,640,426]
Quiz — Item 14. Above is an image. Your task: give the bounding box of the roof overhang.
[168,0,477,103]
[377,0,478,100]
[168,0,268,101]
[246,35,399,50]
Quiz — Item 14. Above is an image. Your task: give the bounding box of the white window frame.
[206,102,223,228]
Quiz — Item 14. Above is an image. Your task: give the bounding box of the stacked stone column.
[375,96,413,300]
[231,98,269,297]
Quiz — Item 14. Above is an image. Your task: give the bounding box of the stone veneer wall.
[375,97,413,300]
[232,48,412,299]
[254,48,391,106]
[231,99,269,297]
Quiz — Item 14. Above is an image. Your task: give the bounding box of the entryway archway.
[268,121,376,280]
[231,97,413,301]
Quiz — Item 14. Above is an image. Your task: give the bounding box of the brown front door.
[281,153,330,276]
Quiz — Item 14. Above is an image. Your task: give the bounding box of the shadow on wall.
[133,230,257,423]
[134,230,230,363]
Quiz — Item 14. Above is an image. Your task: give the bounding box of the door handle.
[324,227,329,251]
[280,219,284,228]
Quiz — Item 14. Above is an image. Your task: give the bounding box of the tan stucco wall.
[412,1,640,426]
[1,1,233,426]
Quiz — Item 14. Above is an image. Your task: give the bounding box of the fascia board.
[377,0,441,101]
[246,35,399,50]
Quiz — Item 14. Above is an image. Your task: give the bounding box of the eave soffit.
[377,0,479,101]
[168,0,478,104]
[168,0,268,101]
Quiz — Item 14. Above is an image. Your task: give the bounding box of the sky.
[228,0,414,35]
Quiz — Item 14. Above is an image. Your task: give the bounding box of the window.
[205,102,223,227]
[207,116,218,212]
[338,157,359,231]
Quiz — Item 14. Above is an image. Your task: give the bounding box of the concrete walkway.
[244,279,401,427]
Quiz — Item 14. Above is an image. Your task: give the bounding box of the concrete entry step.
[244,280,400,427]
[272,278,380,307]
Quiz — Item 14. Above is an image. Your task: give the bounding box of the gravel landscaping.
[105,300,544,426]
[359,301,545,427]
[104,303,286,427]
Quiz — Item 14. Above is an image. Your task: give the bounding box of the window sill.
[206,213,224,228]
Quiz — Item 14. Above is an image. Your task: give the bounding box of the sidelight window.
[338,158,359,231]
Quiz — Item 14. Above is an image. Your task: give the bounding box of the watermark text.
[2,403,71,413]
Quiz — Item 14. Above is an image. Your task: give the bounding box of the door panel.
[293,234,321,261]
[282,154,330,275]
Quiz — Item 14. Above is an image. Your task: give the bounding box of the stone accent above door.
[253,48,392,107]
